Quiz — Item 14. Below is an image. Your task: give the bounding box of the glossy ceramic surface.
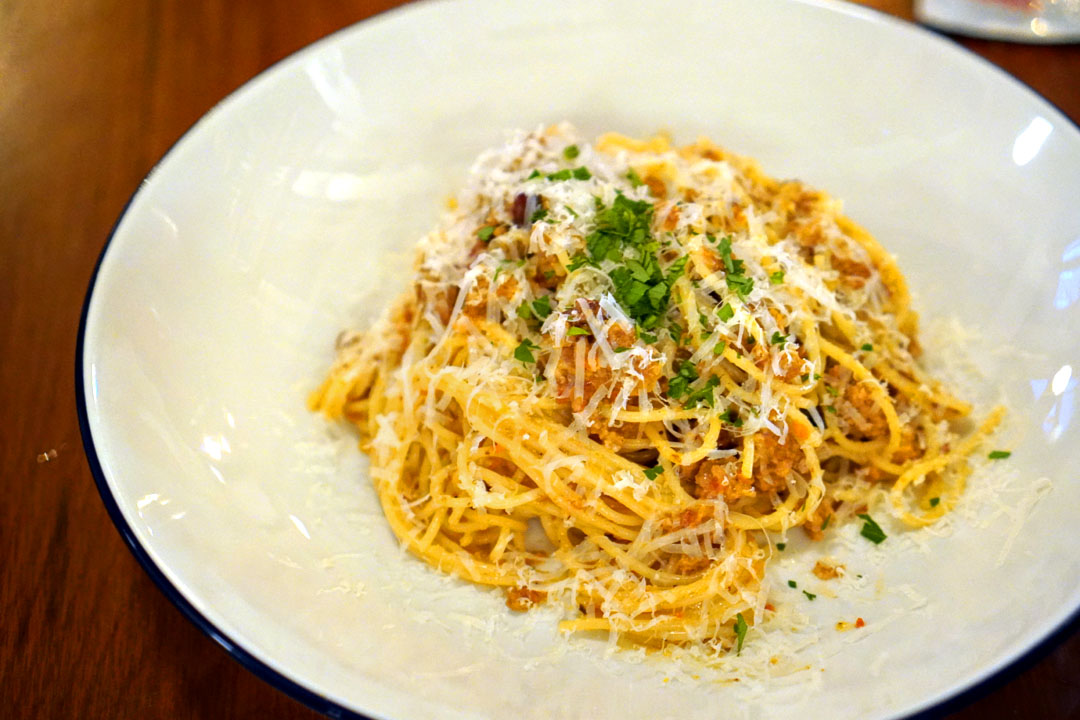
[79,1,1080,718]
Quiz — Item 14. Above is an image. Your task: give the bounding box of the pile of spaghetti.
[310,124,1001,656]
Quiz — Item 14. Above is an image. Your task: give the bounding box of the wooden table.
[3,1,1078,717]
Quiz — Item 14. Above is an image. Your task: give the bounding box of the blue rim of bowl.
[74,1,1080,718]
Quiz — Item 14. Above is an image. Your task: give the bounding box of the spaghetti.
[310,124,1001,655]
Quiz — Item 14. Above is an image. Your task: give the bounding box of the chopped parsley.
[566,254,590,272]
[713,340,727,356]
[583,194,688,330]
[988,450,1011,460]
[643,465,663,480]
[526,169,542,180]
[513,338,539,364]
[566,326,590,337]
[547,166,591,181]
[531,295,552,319]
[825,385,839,397]
[733,613,748,655]
[803,591,817,601]
[769,270,785,285]
[477,225,495,242]
[717,303,734,322]
[625,168,644,187]
[530,208,549,224]
[717,236,754,299]
[639,331,658,344]
[719,409,743,427]
[516,304,533,320]
[929,497,941,508]
[825,405,837,414]
[788,580,797,589]
[776,542,786,551]
[667,360,699,400]
[683,376,720,409]
[858,513,887,544]
[821,514,831,530]
[563,144,580,160]
[770,331,787,345]
[861,343,873,352]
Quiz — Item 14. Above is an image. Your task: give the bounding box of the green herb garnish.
[803,591,817,601]
[858,513,887,545]
[563,144,580,160]
[585,194,688,330]
[643,465,663,481]
[513,339,540,364]
[788,580,797,589]
[776,542,786,551]
[477,226,495,242]
[770,332,787,345]
[717,236,754,299]
[566,326,590,337]
[861,343,873,352]
[769,270,785,285]
[530,295,552,319]
[719,409,743,427]
[625,168,644,187]
[988,450,1011,460]
[929,497,940,508]
[683,376,720,409]
[667,360,699,400]
[733,613,748,655]
[717,304,735,322]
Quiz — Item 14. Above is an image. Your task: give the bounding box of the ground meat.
[660,204,681,232]
[812,559,844,580]
[505,586,546,612]
[531,253,564,290]
[495,276,519,301]
[552,342,612,412]
[752,432,802,492]
[842,381,889,440]
[803,498,839,541]
[826,364,890,441]
[643,174,667,199]
[832,254,872,289]
[606,320,637,350]
[461,275,491,319]
[695,457,755,502]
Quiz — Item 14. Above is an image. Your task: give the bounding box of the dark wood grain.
[2,1,1077,718]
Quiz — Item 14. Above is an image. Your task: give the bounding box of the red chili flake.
[764,603,775,612]
[855,617,866,629]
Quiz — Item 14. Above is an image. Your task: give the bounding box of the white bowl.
[77,1,1080,718]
